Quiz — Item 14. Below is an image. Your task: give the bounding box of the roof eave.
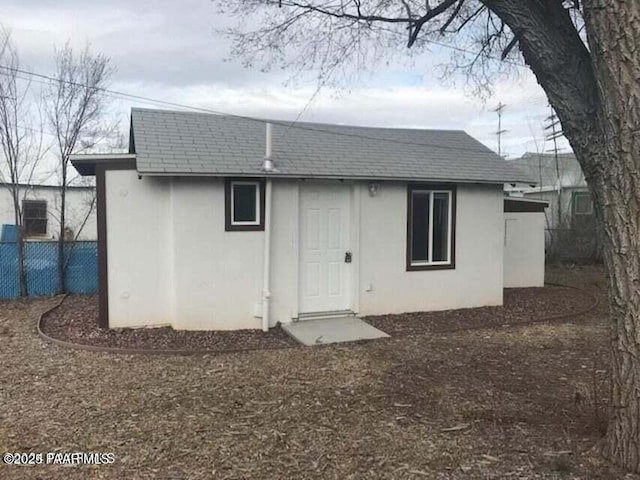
[136,170,533,185]
[70,154,137,176]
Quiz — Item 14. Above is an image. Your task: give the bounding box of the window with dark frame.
[224,179,265,231]
[22,199,48,236]
[573,192,593,215]
[407,184,456,271]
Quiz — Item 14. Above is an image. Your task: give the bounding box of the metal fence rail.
[0,241,97,298]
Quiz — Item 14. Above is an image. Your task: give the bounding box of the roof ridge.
[130,107,467,134]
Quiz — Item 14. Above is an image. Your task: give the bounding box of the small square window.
[573,192,593,215]
[225,179,265,231]
[22,200,47,236]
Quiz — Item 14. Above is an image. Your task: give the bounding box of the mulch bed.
[365,285,597,337]
[2,266,635,479]
[41,295,298,352]
[40,284,595,352]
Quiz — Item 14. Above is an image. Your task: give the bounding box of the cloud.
[2,0,570,158]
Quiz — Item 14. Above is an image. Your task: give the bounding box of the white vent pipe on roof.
[261,122,273,332]
[263,122,275,172]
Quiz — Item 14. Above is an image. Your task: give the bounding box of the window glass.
[432,192,449,262]
[411,192,430,262]
[233,183,257,223]
[574,192,593,215]
[23,200,47,235]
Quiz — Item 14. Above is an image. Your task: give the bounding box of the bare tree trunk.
[57,177,66,294]
[44,44,113,295]
[11,189,26,296]
[597,176,640,471]
[582,1,640,471]
[485,0,640,471]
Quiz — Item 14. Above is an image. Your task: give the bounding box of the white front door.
[299,183,352,314]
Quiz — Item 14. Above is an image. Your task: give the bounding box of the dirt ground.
[0,266,636,479]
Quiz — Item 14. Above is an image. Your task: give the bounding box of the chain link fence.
[0,241,97,298]
[545,227,601,263]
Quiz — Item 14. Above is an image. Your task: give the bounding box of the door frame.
[296,180,359,316]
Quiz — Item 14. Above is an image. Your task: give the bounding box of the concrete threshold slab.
[282,316,390,346]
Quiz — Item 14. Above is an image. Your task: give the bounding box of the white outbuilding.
[71,108,544,331]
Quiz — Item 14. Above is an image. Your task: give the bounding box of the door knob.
[344,251,352,263]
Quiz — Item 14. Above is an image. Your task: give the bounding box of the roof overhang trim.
[70,154,137,176]
[136,171,532,185]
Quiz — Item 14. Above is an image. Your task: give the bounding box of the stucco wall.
[0,186,97,240]
[105,174,506,330]
[503,211,546,288]
[170,178,264,330]
[357,183,504,315]
[106,170,173,328]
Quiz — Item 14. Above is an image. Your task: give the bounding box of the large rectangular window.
[225,178,265,231]
[22,199,47,236]
[407,184,455,270]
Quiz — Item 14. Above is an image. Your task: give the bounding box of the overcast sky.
[3,0,570,159]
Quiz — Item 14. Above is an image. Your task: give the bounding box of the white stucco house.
[70,107,544,331]
[0,184,97,240]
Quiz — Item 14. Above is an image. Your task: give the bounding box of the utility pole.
[494,102,508,158]
[545,106,565,228]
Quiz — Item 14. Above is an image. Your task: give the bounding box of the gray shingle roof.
[130,108,534,184]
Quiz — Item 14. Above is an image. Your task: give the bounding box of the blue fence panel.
[24,242,58,296]
[0,239,97,299]
[64,241,98,294]
[0,242,19,298]
[1,224,18,242]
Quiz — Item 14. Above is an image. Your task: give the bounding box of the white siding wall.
[0,186,97,240]
[503,212,546,288]
[170,178,264,330]
[105,173,506,330]
[357,183,504,315]
[106,170,173,328]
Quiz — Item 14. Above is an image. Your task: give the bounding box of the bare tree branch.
[0,26,47,296]
[43,42,113,293]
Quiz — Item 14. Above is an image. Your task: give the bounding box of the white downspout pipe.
[262,179,272,332]
[261,123,274,331]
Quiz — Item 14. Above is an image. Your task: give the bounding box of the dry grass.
[0,266,636,479]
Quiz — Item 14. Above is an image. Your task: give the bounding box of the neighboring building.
[0,184,97,241]
[71,107,543,331]
[507,152,597,260]
[507,152,593,229]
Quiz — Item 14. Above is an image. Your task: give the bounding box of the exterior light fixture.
[368,182,380,197]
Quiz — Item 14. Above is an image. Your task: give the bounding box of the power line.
[0,63,502,155]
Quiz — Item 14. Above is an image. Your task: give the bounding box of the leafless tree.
[218,0,640,472]
[44,42,114,294]
[0,28,47,296]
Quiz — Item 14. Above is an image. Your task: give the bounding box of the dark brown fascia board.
[93,158,137,330]
[70,154,137,176]
[504,198,549,213]
[95,164,109,329]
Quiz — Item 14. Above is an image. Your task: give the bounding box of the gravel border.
[38,296,298,355]
[38,283,598,356]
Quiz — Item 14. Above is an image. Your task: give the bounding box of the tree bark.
[485,0,640,472]
[11,188,26,297]
[583,1,640,471]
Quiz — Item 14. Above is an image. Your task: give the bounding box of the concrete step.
[297,310,355,322]
[282,317,389,346]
